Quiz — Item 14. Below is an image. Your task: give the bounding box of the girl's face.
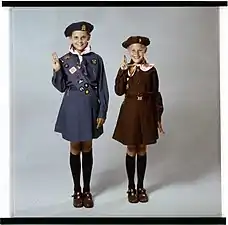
[128,43,147,64]
[70,30,90,52]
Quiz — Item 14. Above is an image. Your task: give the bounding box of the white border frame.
[0,1,227,219]
[0,5,10,218]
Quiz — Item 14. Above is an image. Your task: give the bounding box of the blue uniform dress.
[52,51,109,142]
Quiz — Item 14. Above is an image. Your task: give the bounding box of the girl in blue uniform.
[51,21,109,208]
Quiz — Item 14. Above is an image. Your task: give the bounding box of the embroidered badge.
[78,79,83,84]
[84,83,89,88]
[92,59,97,64]
[64,54,70,60]
[85,89,89,95]
[81,25,86,31]
[79,87,84,92]
[69,66,77,74]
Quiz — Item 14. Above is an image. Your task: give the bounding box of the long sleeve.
[152,67,164,122]
[97,56,109,120]
[114,68,128,96]
[51,67,67,93]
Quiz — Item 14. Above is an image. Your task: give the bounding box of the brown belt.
[125,92,154,101]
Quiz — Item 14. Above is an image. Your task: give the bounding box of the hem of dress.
[54,130,103,142]
[112,136,158,146]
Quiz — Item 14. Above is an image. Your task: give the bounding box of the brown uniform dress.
[112,65,164,146]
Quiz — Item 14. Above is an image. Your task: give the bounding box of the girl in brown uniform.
[113,36,165,203]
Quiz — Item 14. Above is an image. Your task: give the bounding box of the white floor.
[13,159,221,217]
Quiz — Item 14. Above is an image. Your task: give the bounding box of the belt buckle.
[137,96,143,101]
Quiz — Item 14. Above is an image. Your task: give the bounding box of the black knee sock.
[137,153,147,189]
[82,150,93,193]
[70,152,81,193]
[126,154,136,190]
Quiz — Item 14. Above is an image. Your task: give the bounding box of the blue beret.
[64,21,94,37]
[122,36,150,48]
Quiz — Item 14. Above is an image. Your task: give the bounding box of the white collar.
[127,64,154,77]
[139,63,154,71]
[69,44,91,56]
[69,44,91,63]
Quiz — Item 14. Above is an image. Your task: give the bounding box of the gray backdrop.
[11,7,221,217]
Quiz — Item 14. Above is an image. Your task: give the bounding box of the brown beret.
[122,36,150,48]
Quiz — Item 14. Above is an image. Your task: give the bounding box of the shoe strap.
[127,189,136,195]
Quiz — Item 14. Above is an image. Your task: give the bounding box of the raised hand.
[120,55,128,70]
[52,52,61,72]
